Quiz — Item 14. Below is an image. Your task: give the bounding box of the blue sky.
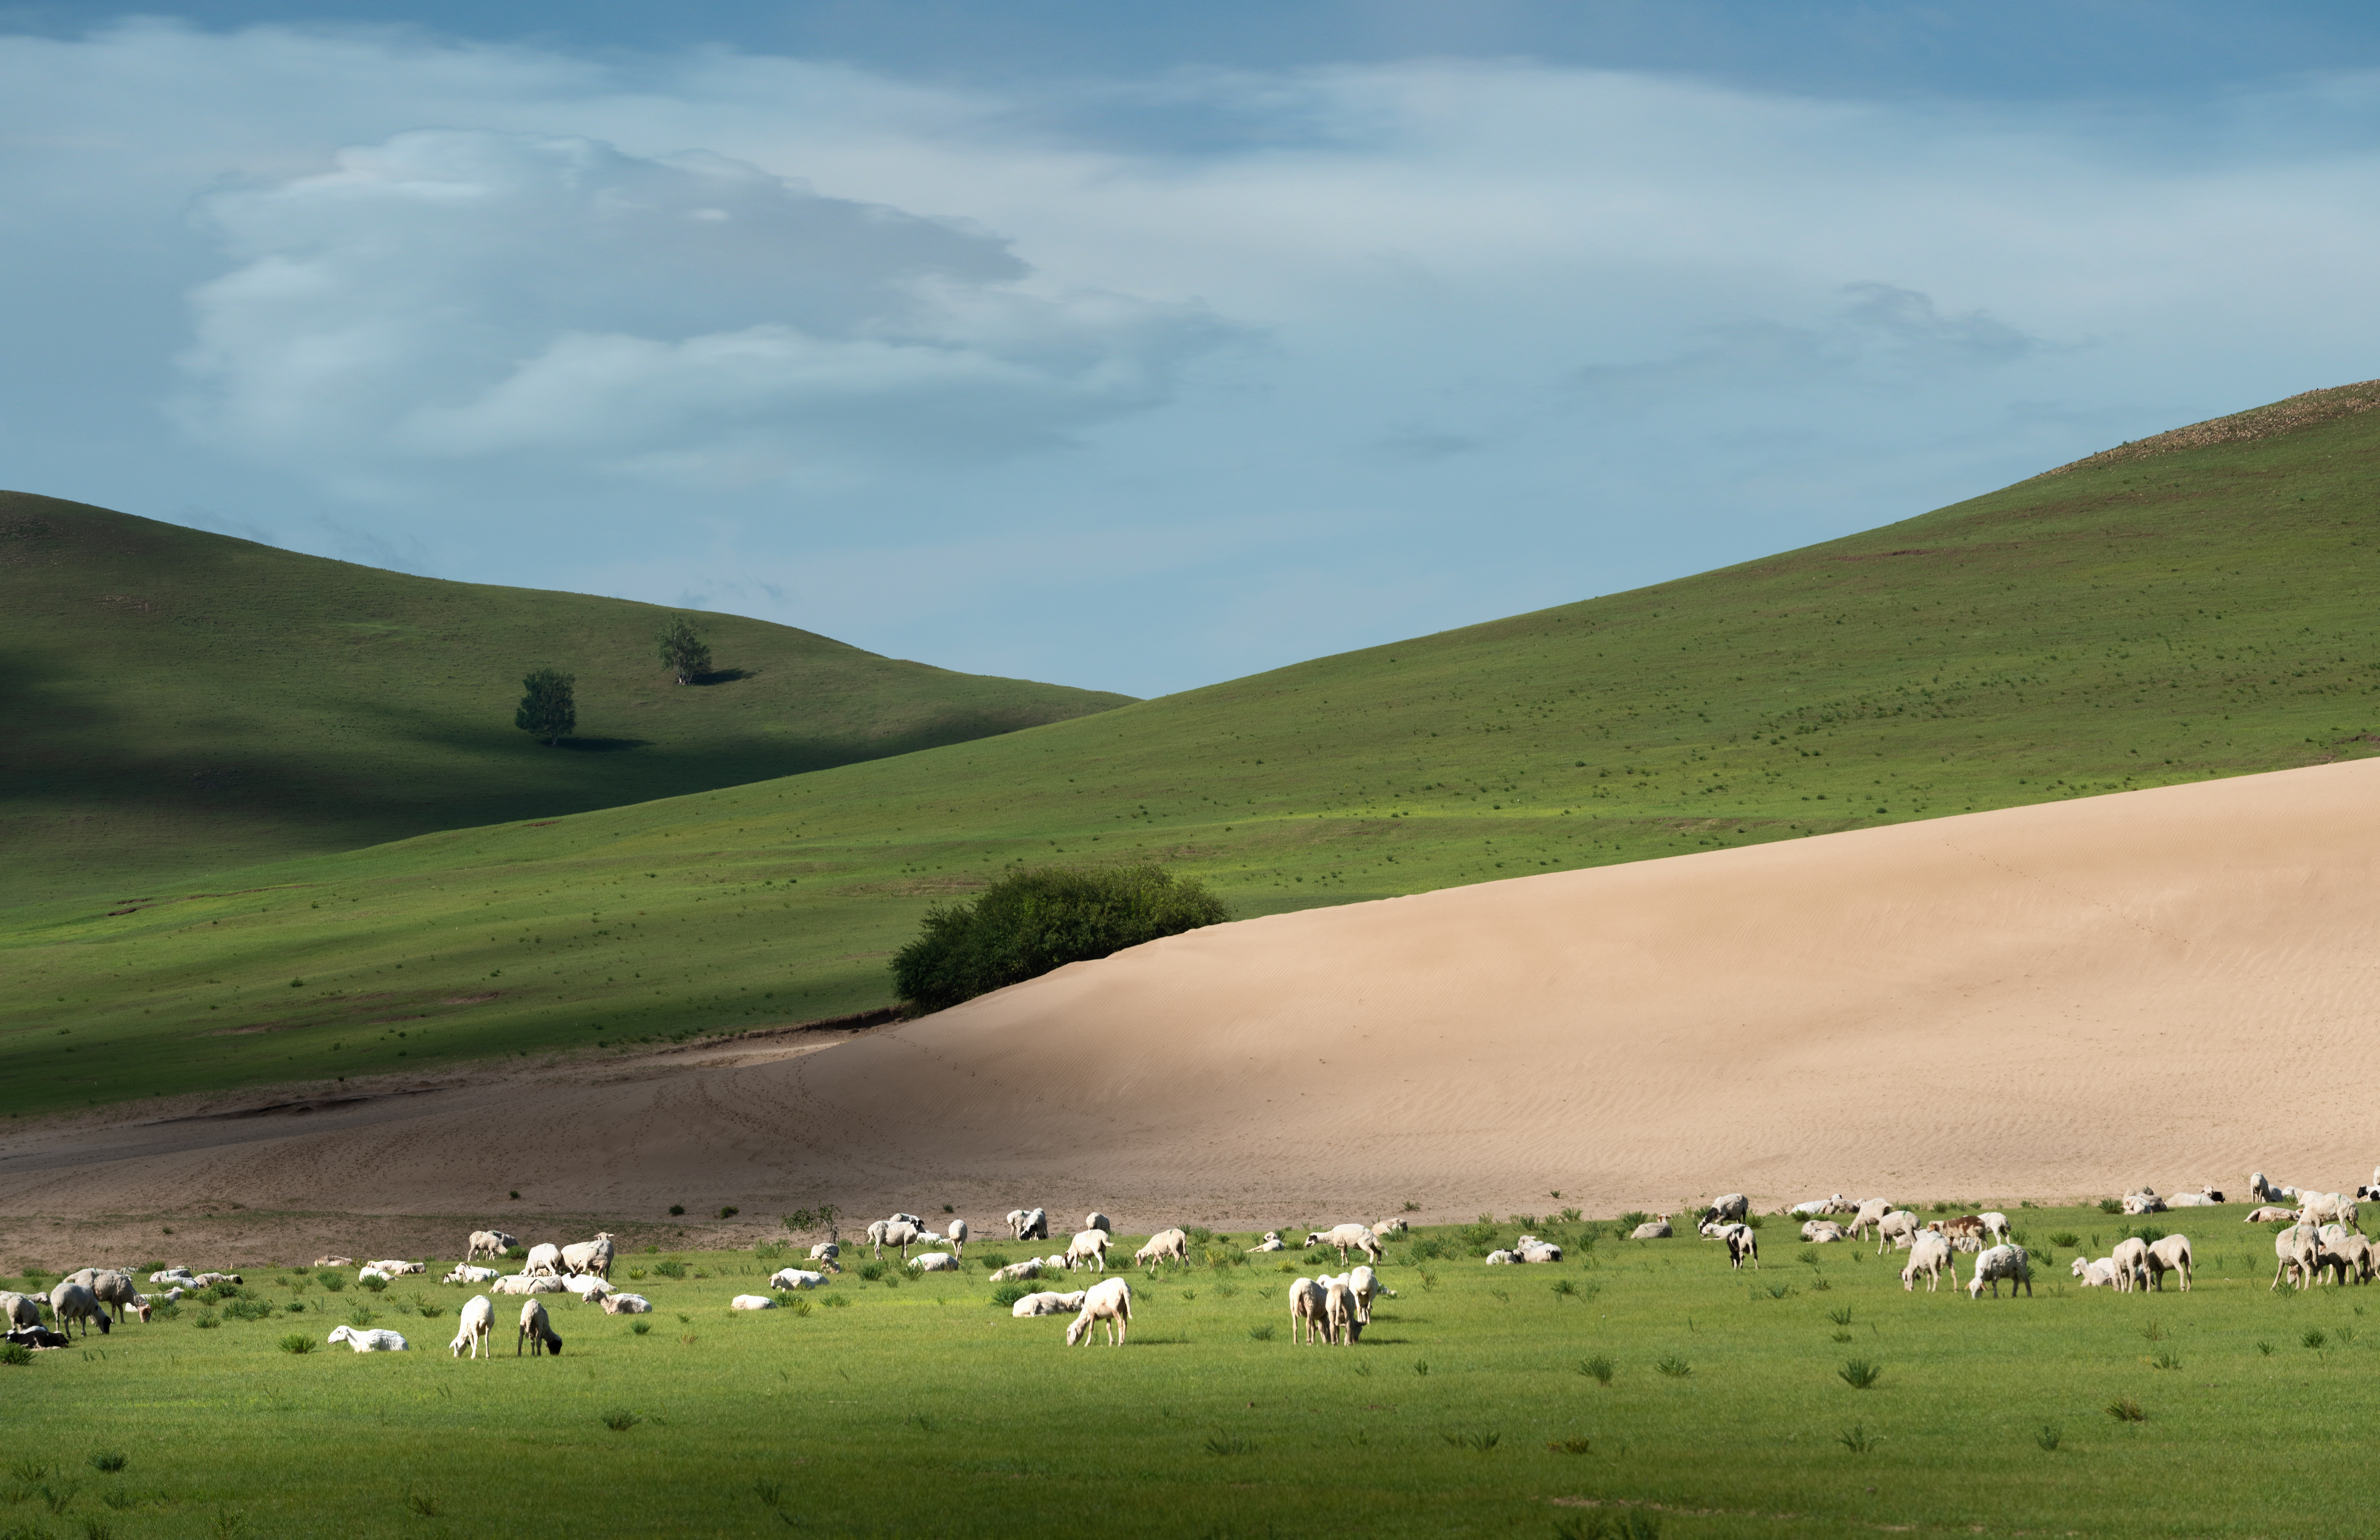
[5,3,2380,696]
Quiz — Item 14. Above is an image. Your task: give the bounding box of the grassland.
[4,1207,2373,1537]
[0,492,1131,900]
[8,384,2380,1114]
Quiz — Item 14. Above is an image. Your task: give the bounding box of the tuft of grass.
[1548,1436,1594,1455]
[1580,1355,1615,1385]
[1655,1355,1692,1379]
[2107,1397,2146,1423]
[276,1333,316,1355]
[1412,1360,1430,1377]
[85,1454,125,1474]
[1552,1278,1577,1297]
[2098,1198,2124,1215]
[1838,1359,1883,1390]
[1826,1306,1854,1327]
[0,1343,32,1367]
[2049,1231,2081,1248]
[2037,1424,2062,1452]
[1204,1433,1255,1457]
[630,1322,651,1335]
[988,1284,1030,1309]
[602,1410,640,1432]
[1836,1425,1875,1454]
[2304,1328,2329,1349]
[2139,1320,2167,1342]
[194,1311,220,1330]
[1440,1430,1500,1453]
[1554,1514,1662,1540]
[1246,1324,1275,1342]
[406,1492,440,1518]
[2151,1351,2182,1371]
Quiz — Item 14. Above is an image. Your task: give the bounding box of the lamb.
[1065,1229,1110,1272]
[875,1220,928,1261]
[560,1233,616,1278]
[522,1243,563,1277]
[2143,1234,2194,1292]
[1800,1220,1846,1244]
[327,1325,410,1352]
[1966,1244,2032,1299]
[1135,1229,1190,1267]
[1482,1249,1520,1266]
[467,1230,517,1261]
[909,1253,959,1273]
[2072,1257,2119,1288]
[0,1292,40,1330]
[370,1260,426,1276]
[730,1295,777,1310]
[1516,1238,1565,1264]
[1064,1277,1132,1346]
[1628,1215,1672,1241]
[48,1280,110,1338]
[1901,1232,1955,1292]
[809,1242,842,1273]
[563,1275,615,1299]
[1246,1232,1286,1253]
[1699,1193,1748,1227]
[1288,1278,1327,1345]
[1011,1290,1087,1318]
[1084,1212,1112,1235]
[1346,1265,1388,1328]
[2274,1224,2324,1290]
[1321,1276,1358,1345]
[986,1259,1046,1283]
[598,1293,652,1315]
[2122,1189,2166,1216]
[1008,1208,1050,1242]
[768,1268,827,1291]
[946,1219,969,1255]
[516,1300,564,1355]
[1847,1199,1895,1241]
[1304,1224,1382,1265]
[445,1264,501,1285]
[2109,1237,2151,1294]
[450,1296,494,1359]
[1874,1211,1921,1255]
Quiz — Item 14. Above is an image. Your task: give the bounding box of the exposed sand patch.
[7,760,2379,1266]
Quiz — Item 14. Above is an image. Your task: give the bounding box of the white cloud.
[175,128,1234,493]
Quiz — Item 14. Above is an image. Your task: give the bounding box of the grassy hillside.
[7,382,2380,1115]
[0,493,1131,899]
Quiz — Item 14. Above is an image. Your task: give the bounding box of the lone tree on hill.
[657,615,712,685]
[891,863,1229,1013]
[515,667,576,745]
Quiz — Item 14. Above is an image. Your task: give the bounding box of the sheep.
[730,1294,777,1310]
[599,1293,652,1315]
[1011,1290,1086,1318]
[2109,1237,2151,1293]
[370,1260,426,1276]
[2139,1234,2193,1292]
[5,1326,68,1350]
[308,1258,351,1269]
[1874,1211,1921,1255]
[1065,1277,1132,1346]
[1902,1232,1955,1292]
[946,1219,970,1255]
[490,1273,566,1297]
[0,1292,40,1330]
[560,1233,617,1278]
[1847,1199,1895,1241]
[71,1269,149,1324]
[1628,1215,1672,1241]
[890,1212,927,1229]
[1790,1193,1849,1217]
[1084,1213,1112,1235]
[2072,1257,2119,1288]
[1065,1229,1109,1272]
[445,1264,501,1286]
[467,1230,517,1261]
[2274,1224,2324,1290]
[808,1242,842,1273]
[2245,1206,2299,1224]
[1699,1193,1749,1227]
[1966,1244,2032,1299]
[328,1325,410,1352]
[2167,1188,2223,1208]
[2251,1171,2284,1204]
[450,1296,494,1359]
[1135,1229,1190,1267]
[1373,1218,1410,1236]
[2302,1193,2361,1232]
[2122,1189,2166,1216]
[357,1267,392,1285]
[769,1268,827,1291]
[1978,1212,2013,1244]
[1346,1265,1388,1327]
[149,1268,196,1287]
[523,1243,563,1277]
[1288,1278,1327,1345]
[986,1259,1045,1283]
[48,1281,110,1338]
[1517,1238,1566,1264]
[2323,1233,2376,1285]
[1303,1224,1383,1265]
[1246,1232,1286,1254]
[909,1253,959,1273]
[1321,1276,1358,1345]
[1482,1249,1520,1265]
[875,1221,928,1261]
[563,1275,615,1299]
[1008,1208,1050,1242]
[1724,1228,1759,1271]
[192,1272,242,1287]
[516,1300,564,1355]
[1800,1220,1846,1244]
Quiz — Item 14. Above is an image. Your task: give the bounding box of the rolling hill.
[0,493,1132,900]
[5,380,2379,1116]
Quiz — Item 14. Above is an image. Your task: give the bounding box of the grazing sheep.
[2145,1235,2194,1292]
[1135,1229,1190,1267]
[1629,1215,1673,1242]
[0,1292,40,1330]
[1874,1211,1921,1255]
[1966,1244,2032,1299]
[48,1281,110,1338]
[946,1219,969,1255]
[327,1325,409,1352]
[1902,1232,1955,1293]
[1011,1290,1086,1318]
[808,1242,842,1273]
[560,1233,617,1278]
[2245,1206,2299,1224]
[467,1230,517,1261]
[1347,1265,1388,1327]
[1847,1199,1895,1241]
[1246,1232,1286,1254]
[1304,1224,1383,1265]
[450,1296,494,1359]
[516,1300,563,1355]
[1800,1220,1846,1244]
[2302,1193,2361,1232]
[890,1213,927,1229]
[730,1295,777,1310]
[1483,1249,1520,1266]
[2323,1233,2376,1285]
[523,1243,563,1277]
[1699,1193,1748,1227]
[563,1275,615,1299]
[769,1268,827,1291]
[598,1293,652,1315]
[2273,1224,2324,1290]
[1724,1228,1759,1271]
[1008,1208,1050,1242]
[1084,1213,1112,1235]
[1288,1278,1326,1345]
[445,1264,501,1286]
[909,1253,959,1273]
[986,1259,1045,1283]
[2072,1257,2119,1288]
[875,1221,928,1261]
[1065,1229,1110,1272]
[1065,1277,1132,1346]
[1322,1276,1358,1345]
[370,1260,426,1276]
[1980,1212,2015,1245]
[2109,1237,2151,1293]
[70,1269,149,1324]
[1373,1218,1410,1236]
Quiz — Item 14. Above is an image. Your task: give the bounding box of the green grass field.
[4,1207,2372,1538]
[7,384,2380,1115]
[0,491,1130,901]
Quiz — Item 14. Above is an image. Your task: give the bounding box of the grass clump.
[891,863,1229,1012]
[276,1333,316,1355]
[1838,1359,1882,1389]
[601,1410,640,1432]
[2107,1397,2147,1424]
[1655,1355,1692,1379]
[0,1344,33,1367]
[1579,1355,1615,1385]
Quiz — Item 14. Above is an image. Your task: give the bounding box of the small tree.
[891,863,1229,1013]
[657,615,712,685]
[514,667,576,745]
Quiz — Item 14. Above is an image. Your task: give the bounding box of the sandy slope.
[8,760,2380,1261]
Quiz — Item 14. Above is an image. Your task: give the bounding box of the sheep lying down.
[599,1293,653,1315]
[1011,1291,1087,1318]
[730,1295,776,1310]
[769,1268,828,1290]
[908,1253,959,1273]
[327,1326,409,1352]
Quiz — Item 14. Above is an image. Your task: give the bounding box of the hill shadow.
[555,737,653,753]
[691,667,753,686]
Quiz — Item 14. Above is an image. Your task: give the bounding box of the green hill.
[0,493,1132,900]
[7,382,2380,1115]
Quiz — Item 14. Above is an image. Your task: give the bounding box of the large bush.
[891,863,1229,1012]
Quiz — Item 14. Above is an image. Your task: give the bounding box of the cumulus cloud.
[175,129,1234,493]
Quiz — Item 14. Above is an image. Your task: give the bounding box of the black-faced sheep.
[875,1221,927,1260]
[516,1300,563,1355]
[1007,1208,1050,1242]
[1084,1212,1112,1235]
[1698,1193,1748,1227]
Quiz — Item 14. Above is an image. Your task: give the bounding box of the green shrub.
[890,863,1229,1012]
[989,1284,1030,1308]
[317,1273,346,1293]
[358,1277,387,1294]
[974,1251,1012,1273]
[0,1343,32,1367]
[195,1312,220,1330]
[277,1333,316,1355]
[2097,1198,2124,1214]
[857,1262,886,1283]
[652,1260,687,1280]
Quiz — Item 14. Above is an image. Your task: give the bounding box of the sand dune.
[9,759,2380,1256]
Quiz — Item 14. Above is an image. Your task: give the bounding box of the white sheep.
[2272,1224,2324,1290]
[370,1260,426,1276]
[445,1264,500,1286]
[1064,1277,1132,1346]
[1873,1211,1920,1255]
[1847,1199,1895,1241]
[1008,1208,1050,1242]
[1346,1265,1390,1328]
[148,1268,195,1287]
[986,1259,1045,1283]
[560,1233,617,1278]
[875,1221,928,1261]
[1800,1220,1846,1244]
[1628,1215,1673,1241]
[1288,1278,1326,1345]
[1321,1276,1357,1346]
[1304,1224,1382,1265]
[516,1300,563,1355]
[1010,1290,1085,1318]
[450,1296,494,1359]
[1246,1232,1286,1254]
[2167,1188,2222,1208]
[2145,1234,2193,1292]
[1065,1229,1109,1272]
[357,1267,392,1285]
[522,1243,563,1277]
[2322,1233,2376,1285]
[1373,1218,1410,1236]
[2245,1206,2299,1224]
[2072,1257,2118,1288]
[48,1281,109,1339]
[2251,1171,2284,1204]
[2109,1237,2151,1293]
[2301,1192,2360,1232]
[730,1294,777,1310]
[1517,1239,1565,1265]
[599,1293,652,1315]
[1483,1249,1520,1265]
[946,1220,970,1255]
[0,1292,40,1330]
[808,1242,842,1273]
[1966,1244,2032,1299]
[491,1273,566,1296]
[563,1275,615,1299]
[1135,1229,1190,1267]
[2122,1190,2166,1216]
[467,1230,517,1261]
[1084,1213,1112,1235]
[1902,1232,1955,1292]
[70,1269,148,1324]
[890,1212,927,1229]
[769,1268,827,1291]
[1699,1193,1749,1226]
[192,1272,242,1287]
[908,1253,959,1273]
[1977,1212,2012,1244]
[328,1325,409,1352]
[1789,1194,1847,1217]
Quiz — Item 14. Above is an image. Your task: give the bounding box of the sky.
[5,4,2380,697]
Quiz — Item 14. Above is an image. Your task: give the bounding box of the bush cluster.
[891,864,1228,1013]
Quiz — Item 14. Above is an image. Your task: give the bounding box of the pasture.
[4,1206,2372,1538]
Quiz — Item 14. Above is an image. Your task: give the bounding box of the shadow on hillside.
[554,737,653,753]
[690,667,753,686]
